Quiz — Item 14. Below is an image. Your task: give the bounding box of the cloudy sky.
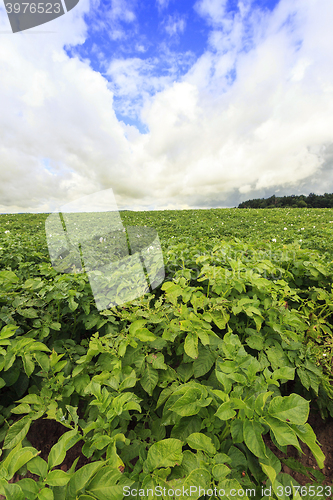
[0,0,333,213]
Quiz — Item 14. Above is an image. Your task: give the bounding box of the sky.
[0,0,333,213]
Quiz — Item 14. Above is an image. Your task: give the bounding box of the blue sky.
[0,0,333,212]
[66,0,280,131]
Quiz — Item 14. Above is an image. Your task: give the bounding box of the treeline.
[238,193,333,209]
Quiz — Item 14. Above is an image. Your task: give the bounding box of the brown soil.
[26,418,92,472]
[1,419,92,499]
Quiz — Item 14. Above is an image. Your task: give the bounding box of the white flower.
[99,237,103,242]
[313,226,315,228]
[284,227,287,230]
[301,228,304,230]
[4,230,10,234]
[323,353,327,357]
[299,239,302,242]
[272,238,276,242]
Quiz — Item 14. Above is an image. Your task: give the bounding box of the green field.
[0,208,333,499]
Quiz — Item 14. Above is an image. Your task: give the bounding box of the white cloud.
[131,0,333,207]
[1,0,333,213]
[194,0,229,26]
[106,48,195,120]
[156,0,171,11]
[163,14,186,37]
[0,1,134,212]
[86,0,136,41]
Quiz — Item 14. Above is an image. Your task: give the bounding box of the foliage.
[0,209,333,499]
[238,192,333,209]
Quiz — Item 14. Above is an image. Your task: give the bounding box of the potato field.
[0,208,333,500]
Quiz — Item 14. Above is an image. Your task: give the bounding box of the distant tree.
[237,191,333,209]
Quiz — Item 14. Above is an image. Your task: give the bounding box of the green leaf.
[260,462,276,487]
[3,416,32,449]
[67,462,104,499]
[170,415,201,440]
[92,435,112,451]
[0,444,35,479]
[197,329,210,346]
[134,328,156,342]
[68,297,78,312]
[34,352,50,372]
[268,394,309,425]
[46,470,72,486]
[181,468,211,499]
[168,387,210,417]
[17,394,44,405]
[2,482,25,500]
[281,457,325,482]
[0,324,18,340]
[86,466,130,500]
[10,403,31,415]
[229,397,247,410]
[254,391,273,415]
[177,363,194,382]
[50,322,61,331]
[74,374,91,395]
[27,456,48,478]
[246,335,264,350]
[215,370,232,393]
[156,383,178,409]
[22,354,35,377]
[262,416,301,451]
[271,367,295,382]
[37,487,54,500]
[215,401,236,420]
[147,352,167,370]
[184,332,198,359]
[0,270,19,286]
[210,310,228,330]
[30,342,51,352]
[48,441,66,470]
[7,448,38,479]
[243,419,267,459]
[212,464,231,481]
[290,423,325,469]
[193,347,215,378]
[16,478,39,500]
[129,320,147,335]
[186,433,216,455]
[140,364,158,396]
[146,439,183,472]
[17,308,39,318]
[230,419,243,443]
